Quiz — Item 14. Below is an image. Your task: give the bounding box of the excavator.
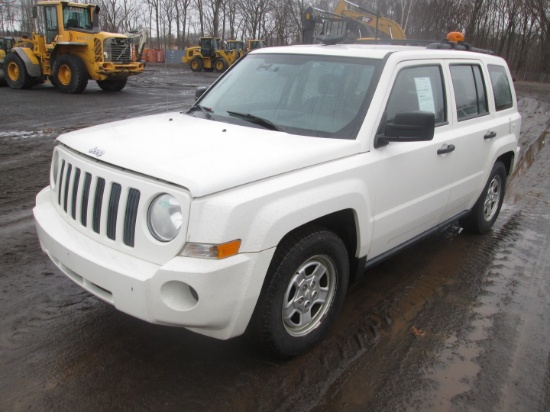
[303,0,406,44]
[1,0,145,93]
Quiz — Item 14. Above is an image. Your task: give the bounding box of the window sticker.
[414,77,435,114]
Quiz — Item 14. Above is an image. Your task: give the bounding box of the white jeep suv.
[34,42,521,358]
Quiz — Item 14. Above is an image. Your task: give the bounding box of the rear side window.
[488,65,513,111]
[384,65,446,125]
[450,65,488,121]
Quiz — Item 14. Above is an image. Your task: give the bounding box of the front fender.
[187,157,374,259]
[13,47,42,77]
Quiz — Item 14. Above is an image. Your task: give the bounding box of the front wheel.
[97,79,127,92]
[52,54,88,94]
[460,161,507,234]
[249,227,349,358]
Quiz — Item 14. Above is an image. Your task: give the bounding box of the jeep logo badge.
[88,147,105,157]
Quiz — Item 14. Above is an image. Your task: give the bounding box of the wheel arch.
[278,209,363,282]
[12,47,42,77]
[496,150,515,176]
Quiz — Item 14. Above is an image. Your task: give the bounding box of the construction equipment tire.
[190,57,203,72]
[214,57,228,72]
[97,79,128,92]
[4,53,34,89]
[53,54,88,94]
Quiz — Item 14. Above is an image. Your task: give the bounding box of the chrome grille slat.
[63,164,72,212]
[71,168,81,219]
[93,178,105,234]
[55,159,140,248]
[81,172,92,227]
[107,183,121,240]
[123,189,140,247]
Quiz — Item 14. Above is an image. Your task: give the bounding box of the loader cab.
[62,5,93,31]
[34,1,96,44]
[226,40,244,52]
[247,40,264,52]
[200,37,221,58]
[0,37,15,52]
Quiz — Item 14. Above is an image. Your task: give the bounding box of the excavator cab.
[302,0,405,44]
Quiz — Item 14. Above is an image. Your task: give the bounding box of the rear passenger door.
[441,61,504,220]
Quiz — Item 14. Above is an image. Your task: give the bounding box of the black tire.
[214,57,228,72]
[52,54,88,94]
[4,53,34,89]
[249,226,349,359]
[190,56,203,72]
[460,161,507,234]
[97,79,127,92]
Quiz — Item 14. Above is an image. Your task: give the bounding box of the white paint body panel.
[34,43,521,339]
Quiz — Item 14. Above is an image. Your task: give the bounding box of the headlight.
[147,194,183,242]
[103,40,111,61]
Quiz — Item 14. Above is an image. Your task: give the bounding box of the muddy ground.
[1,64,549,411]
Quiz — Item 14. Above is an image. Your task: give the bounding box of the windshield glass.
[196,53,380,139]
[63,5,93,30]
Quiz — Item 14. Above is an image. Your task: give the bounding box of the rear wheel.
[190,57,203,72]
[214,57,228,72]
[249,226,349,358]
[97,79,127,92]
[460,161,507,234]
[4,53,34,89]
[52,54,88,94]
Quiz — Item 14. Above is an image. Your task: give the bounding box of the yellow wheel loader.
[183,37,240,73]
[1,0,145,93]
[0,37,16,86]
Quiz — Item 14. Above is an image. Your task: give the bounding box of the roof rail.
[426,39,494,55]
[353,38,494,55]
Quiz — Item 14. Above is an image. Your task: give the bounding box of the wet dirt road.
[1,65,549,411]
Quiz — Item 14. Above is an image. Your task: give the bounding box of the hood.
[57,112,361,197]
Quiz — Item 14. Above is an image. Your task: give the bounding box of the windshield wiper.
[188,104,214,120]
[226,110,281,131]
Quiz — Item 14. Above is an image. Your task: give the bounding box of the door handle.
[484,131,497,140]
[437,144,455,155]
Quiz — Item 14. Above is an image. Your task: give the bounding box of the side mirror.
[195,86,207,100]
[375,111,435,148]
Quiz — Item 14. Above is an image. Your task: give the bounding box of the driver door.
[368,63,456,258]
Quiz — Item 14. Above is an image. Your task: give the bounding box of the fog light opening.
[160,281,199,311]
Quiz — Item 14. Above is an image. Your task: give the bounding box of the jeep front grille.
[56,159,140,247]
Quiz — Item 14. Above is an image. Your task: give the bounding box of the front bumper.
[34,187,275,340]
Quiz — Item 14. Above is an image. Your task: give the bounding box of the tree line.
[1,0,548,81]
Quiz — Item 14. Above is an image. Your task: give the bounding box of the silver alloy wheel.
[282,255,336,337]
[483,174,502,221]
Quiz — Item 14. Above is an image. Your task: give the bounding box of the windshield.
[63,5,93,30]
[196,53,380,139]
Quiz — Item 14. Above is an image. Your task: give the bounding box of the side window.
[450,64,488,120]
[488,65,513,111]
[44,6,58,44]
[383,65,446,127]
